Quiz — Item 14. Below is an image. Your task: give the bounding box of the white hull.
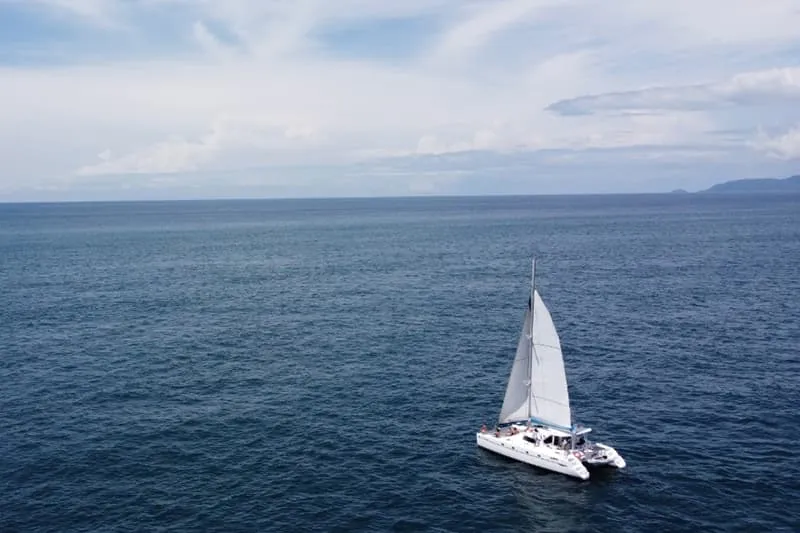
[476,427,625,481]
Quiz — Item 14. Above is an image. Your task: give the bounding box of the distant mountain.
[701,174,800,194]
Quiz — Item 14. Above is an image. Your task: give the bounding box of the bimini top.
[529,424,593,438]
[503,419,593,438]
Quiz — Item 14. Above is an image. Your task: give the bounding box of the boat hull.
[581,443,626,469]
[476,432,591,480]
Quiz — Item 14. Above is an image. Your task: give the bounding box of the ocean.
[1,194,798,532]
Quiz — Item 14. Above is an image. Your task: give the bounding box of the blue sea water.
[1,194,798,532]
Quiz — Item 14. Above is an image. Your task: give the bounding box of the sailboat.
[476,259,626,480]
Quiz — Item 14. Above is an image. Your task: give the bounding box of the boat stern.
[581,443,626,469]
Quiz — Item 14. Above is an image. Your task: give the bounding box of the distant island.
[699,174,800,194]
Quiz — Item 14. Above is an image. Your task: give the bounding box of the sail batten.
[497,288,572,428]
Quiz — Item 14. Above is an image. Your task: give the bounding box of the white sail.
[497,289,572,429]
[498,305,534,424]
[529,289,571,429]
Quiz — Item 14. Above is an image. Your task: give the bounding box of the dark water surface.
[2,194,798,532]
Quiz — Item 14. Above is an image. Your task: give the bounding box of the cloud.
[192,21,235,59]
[75,115,321,176]
[547,67,800,115]
[76,137,214,176]
[753,126,800,160]
[613,0,800,47]
[25,0,124,28]
[1,0,800,200]
[430,0,558,62]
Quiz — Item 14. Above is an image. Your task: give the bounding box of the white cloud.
[192,21,235,59]
[25,0,124,28]
[75,114,322,176]
[76,137,214,176]
[614,0,800,47]
[754,126,800,160]
[721,68,800,101]
[548,67,800,115]
[430,0,559,63]
[1,0,800,199]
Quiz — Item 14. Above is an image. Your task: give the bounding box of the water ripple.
[1,195,799,532]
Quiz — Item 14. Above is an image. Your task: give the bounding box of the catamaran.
[476,259,626,480]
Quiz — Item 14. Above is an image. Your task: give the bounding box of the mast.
[527,258,536,422]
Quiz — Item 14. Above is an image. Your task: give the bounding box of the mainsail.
[498,289,572,429]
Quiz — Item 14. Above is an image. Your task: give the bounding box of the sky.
[1,0,799,201]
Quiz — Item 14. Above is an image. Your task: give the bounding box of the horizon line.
[3,189,799,206]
